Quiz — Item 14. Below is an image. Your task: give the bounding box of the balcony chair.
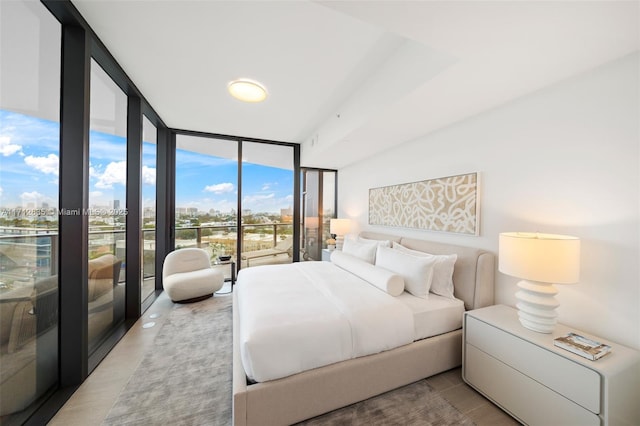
[162,248,223,303]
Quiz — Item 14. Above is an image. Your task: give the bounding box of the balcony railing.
[0,223,294,288]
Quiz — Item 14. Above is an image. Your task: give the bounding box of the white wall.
[338,53,640,349]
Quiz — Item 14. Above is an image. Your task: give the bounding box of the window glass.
[88,59,127,354]
[0,0,61,422]
[241,142,294,268]
[142,116,156,303]
[175,135,238,283]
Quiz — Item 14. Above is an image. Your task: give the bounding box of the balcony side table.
[213,260,235,294]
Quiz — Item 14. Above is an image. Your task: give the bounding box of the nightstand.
[463,305,639,426]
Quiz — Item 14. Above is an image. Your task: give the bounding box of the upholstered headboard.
[359,231,495,311]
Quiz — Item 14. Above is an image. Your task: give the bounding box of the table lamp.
[498,232,580,333]
[329,219,351,251]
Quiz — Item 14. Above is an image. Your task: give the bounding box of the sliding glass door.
[240,142,294,269]
[174,135,297,273]
[175,135,238,281]
[301,169,337,261]
[87,59,128,354]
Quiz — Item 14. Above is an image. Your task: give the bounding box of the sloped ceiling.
[71,0,639,169]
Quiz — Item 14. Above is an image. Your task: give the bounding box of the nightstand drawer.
[466,316,601,413]
[465,344,600,426]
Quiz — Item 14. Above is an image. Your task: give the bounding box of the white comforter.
[236,261,415,382]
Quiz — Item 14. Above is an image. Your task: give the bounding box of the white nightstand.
[463,305,639,426]
[321,249,332,262]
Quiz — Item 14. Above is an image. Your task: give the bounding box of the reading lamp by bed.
[329,218,351,251]
[498,232,580,333]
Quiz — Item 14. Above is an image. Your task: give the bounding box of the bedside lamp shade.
[499,232,580,333]
[330,219,351,250]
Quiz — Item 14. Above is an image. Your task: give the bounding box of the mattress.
[236,261,415,383]
[395,292,465,340]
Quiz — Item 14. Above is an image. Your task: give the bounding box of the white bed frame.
[233,232,495,426]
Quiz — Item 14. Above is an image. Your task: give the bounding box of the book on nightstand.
[554,332,612,361]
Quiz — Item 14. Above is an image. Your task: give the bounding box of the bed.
[232,231,494,426]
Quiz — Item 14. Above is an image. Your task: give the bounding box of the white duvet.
[236,261,415,383]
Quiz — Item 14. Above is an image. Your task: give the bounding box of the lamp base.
[515,280,559,333]
[335,235,345,251]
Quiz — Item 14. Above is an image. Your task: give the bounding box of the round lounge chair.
[162,248,223,303]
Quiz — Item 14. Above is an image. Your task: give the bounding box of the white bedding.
[395,292,465,340]
[236,261,415,383]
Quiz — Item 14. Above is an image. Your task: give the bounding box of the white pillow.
[331,251,405,296]
[393,243,457,299]
[342,237,378,264]
[375,246,437,299]
[358,236,392,248]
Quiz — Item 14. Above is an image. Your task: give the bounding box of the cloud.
[19,191,56,207]
[204,182,235,194]
[142,166,156,185]
[243,193,275,204]
[95,161,126,189]
[24,153,59,176]
[90,191,103,198]
[0,135,23,156]
[20,191,44,203]
[261,184,271,191]
[0,186,3,196]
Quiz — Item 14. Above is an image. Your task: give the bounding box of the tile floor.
[50,287,520,425]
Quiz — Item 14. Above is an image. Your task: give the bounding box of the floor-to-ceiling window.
[87,59,128,355]
[321,170,337,250]
[141,116,157,303]
[174,135,298,272]
[175,134,238,281]
[0,1,61,423]
[240,141,295,268]
[301,169,337,261]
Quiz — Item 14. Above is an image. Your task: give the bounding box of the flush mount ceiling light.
[227,79,268,103]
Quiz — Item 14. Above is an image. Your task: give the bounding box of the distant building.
[113,200,120,209]
[281,206,293,223]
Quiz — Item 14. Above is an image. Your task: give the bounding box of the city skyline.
[0,109,294,216]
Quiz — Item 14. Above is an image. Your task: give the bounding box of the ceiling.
[71,0,639,169]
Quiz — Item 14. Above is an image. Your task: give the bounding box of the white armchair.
[162,248,223,303]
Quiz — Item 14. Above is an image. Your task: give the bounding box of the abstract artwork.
[369,172,479,235]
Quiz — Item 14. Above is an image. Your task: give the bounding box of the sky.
[0,109,294,215]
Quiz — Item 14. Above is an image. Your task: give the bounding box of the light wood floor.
[50,287,519,425]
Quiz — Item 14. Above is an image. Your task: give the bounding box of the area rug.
[103,294,474,425]
[103,295,233,425]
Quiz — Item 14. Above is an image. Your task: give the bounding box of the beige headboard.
[359,231,495,311]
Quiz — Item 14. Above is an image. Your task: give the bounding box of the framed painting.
[368,172,479,235]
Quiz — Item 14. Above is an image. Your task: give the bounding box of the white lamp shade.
[499,232,580,284]
[330,218,351,236]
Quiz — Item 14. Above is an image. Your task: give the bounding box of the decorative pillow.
[393,243,457,299]
[375,246,438,299]
[358,236,392,248]
[331,250,405,296]
[342,237,378,264]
